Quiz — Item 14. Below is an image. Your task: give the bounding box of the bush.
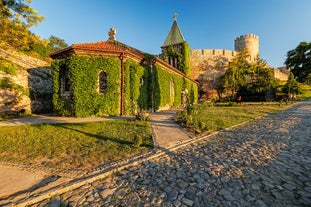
[175,105,207,135]
[135,111,150,121]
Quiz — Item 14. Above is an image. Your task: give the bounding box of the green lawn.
[175,102,291,135]
[0,120,152,170]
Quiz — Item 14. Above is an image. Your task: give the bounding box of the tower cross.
[173,13,178,21]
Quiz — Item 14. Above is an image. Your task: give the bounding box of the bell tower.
[161,13,186,69]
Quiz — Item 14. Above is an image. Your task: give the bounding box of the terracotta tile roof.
[72,41,126,51]
[50,40,145,59]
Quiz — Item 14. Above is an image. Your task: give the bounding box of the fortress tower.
[234,34,259,62]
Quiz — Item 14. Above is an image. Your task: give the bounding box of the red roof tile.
[72,41,125,51]
[50,40,145,59]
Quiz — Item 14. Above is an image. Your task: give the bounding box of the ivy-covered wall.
[154,64,197,110]
[162,42,191,76]
[52,55,120,117]
[124,59,150,115]
[51,55,198,117]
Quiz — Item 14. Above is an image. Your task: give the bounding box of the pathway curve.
[24,100,311,207]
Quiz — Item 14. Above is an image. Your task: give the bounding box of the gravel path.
[34,100,311,207]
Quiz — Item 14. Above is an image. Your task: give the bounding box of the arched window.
[99,71,107,93]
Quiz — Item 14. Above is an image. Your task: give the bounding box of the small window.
[60,69,70,94]
[99,71,108,93]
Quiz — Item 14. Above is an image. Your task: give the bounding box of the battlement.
[191,49,237,57]
[235,33,259,41]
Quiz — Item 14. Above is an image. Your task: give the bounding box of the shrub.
[135,111,150,121]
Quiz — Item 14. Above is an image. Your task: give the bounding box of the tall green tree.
[285,42,311,83]
[216,49,251,98]
[283,72,301,98]
[250,58,276,93]
[217,49,276,100]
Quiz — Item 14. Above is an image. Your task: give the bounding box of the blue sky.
[30,0,311,68]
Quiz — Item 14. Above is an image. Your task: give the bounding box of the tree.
[216,49,251,98]
[0,0,44,49]
[217,49,277,101]
[285,42,311,83]
[48,35,68,51]
[1,0,44,27]
[249,57,276,94]
[283,72,301,99]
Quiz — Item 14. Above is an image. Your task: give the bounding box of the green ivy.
[162,42,191,76]
[51,55,197,117]
[0,58,18,75]
[124,59,150,115]
[52,55,120,117]
[154,64,197,110]
[0,77,29,102]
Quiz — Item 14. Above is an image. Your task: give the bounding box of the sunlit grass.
[0,120,152,170]
[175,102,290,135]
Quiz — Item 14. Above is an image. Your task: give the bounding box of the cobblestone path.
[36,101,311,207]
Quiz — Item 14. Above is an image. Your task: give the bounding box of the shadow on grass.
[56,124,133,146]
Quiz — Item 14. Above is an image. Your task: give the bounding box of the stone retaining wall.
[0,48,52,115]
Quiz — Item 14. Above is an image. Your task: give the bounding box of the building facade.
[50,28,198,117]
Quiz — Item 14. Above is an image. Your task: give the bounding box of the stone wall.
[274,67,290,81]
[189,34,288,101]
[0,47,53,115]
[190,49,236,100]
[234,34,259,62]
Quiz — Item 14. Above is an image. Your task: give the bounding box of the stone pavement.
[150,110,192,148]
[16,100,310,206]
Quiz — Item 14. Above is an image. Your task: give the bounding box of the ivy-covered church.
[50,19,198,117]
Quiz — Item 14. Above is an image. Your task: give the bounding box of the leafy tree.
[216,49,251,98]
[217,49,276,100]
[283,72,301,98]
[0,0,44,50]
[1,0,44,27]
[48,35,68,51]
[285,42,311,83]
[250,58,276,92]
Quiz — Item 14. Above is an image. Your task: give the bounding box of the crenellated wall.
[189,34,288,101]
[190,49,237,100]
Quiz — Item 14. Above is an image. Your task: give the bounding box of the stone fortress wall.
[189,34,289,100]
[234,34,259,62]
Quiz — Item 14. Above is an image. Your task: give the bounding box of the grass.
[297,83,311,99]
[0,120,152,170]
[175,102,292,135]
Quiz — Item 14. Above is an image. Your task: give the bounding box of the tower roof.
[162,20,185,47]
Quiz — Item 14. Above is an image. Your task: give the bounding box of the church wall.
[154,63,198,111]
[52,56,121,117]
